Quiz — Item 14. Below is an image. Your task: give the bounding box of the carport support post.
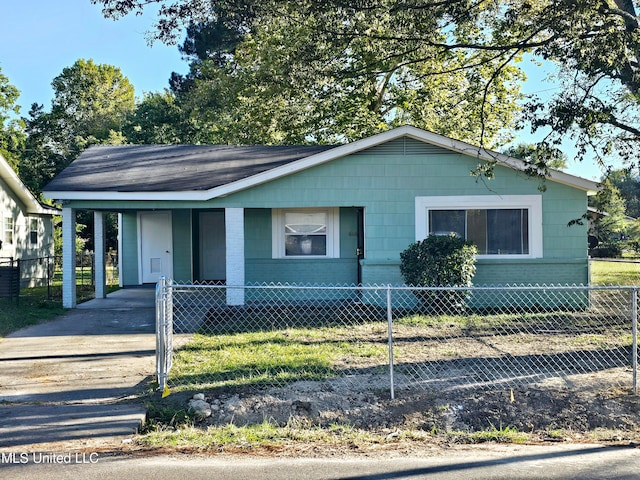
[225,208,245,305]
[62,207,77,308]
[94,211,106,299]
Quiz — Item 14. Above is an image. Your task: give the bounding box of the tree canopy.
[92,0,640,166]
[120,1,523,146]
[503,143,568,171]
[0,67,25,168]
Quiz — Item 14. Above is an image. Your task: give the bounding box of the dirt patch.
[185,370,640,444]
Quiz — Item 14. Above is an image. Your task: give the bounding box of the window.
[3,217,13,245]
[429,209,529,254]
[272,208,340,258]
[30,218,38,245]
[415,195,542,258]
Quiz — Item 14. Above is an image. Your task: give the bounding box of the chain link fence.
[156,280,638,398]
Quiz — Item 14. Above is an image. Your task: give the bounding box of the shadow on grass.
[167,331,632,392]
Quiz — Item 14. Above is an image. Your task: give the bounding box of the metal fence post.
[387,286,395,400]
[47,255,51,300]
[165,278,174,378]
[633,287,638,395]
[155,276,167,391]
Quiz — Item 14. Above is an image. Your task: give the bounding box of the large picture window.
[272,208,340,258]
[416,196,542,258]
[429,209,529,254]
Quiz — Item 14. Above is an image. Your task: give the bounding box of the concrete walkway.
[0,288,157,448]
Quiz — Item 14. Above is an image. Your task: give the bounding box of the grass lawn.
[590,259,640,286]
[0,287,66,337]
[170,326,386,391]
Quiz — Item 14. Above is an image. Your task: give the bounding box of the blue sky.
[0,1,186,108]
[0,1,606,181]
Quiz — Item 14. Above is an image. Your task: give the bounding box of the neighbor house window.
[30,218,38,245]
[3,217,13,245]
[272,208,340,258]
[415,195,543,258]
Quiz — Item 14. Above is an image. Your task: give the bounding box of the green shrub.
[589,242,623,258]
[400,235,477,313]
[628,240,640,256]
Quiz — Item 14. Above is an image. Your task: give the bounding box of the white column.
[94,211,106,299]
[62,207,77,308]
[117,213,123,287]
[225,208,245,305]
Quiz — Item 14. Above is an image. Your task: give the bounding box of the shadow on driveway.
[0,289,157,448]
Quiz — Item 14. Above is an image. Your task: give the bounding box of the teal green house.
[43,126,598,308]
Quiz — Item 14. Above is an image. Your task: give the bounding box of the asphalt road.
[0,444,638,480]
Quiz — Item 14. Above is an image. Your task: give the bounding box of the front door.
[139,211,173,283]
[199,211,226,281]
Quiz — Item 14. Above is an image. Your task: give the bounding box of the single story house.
[0,152,59,287]
[43,126,599,308]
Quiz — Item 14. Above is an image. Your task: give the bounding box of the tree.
[49,59,134,151]
[20,104,65,194]
[92,0,640,167]
[589,179,629,257]
[129,3,524,146]
[0,67,25,169]
[21,59,135,194]
[169,7,257,94]
[501,143,568,188]
[607,167,640,219]
[123,90,187,144]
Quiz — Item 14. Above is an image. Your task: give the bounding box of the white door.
[139,211,173,283]
[199,211,226,281]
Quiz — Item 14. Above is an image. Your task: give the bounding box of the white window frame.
[29,218,39,245]
[3,217,14,245]
[415,195,543,259]
[272,208,340,259]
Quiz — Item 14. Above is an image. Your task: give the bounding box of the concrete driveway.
[0,288,157,448]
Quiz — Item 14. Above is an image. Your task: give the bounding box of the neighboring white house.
[0,152,59,287]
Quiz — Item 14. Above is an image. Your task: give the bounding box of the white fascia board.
[43,125,600,202]
[34,206,62,215]
[43,190,208,202]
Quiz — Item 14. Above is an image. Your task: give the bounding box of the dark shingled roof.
[44,144,336,192]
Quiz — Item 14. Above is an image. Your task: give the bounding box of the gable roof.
[43,126,600,202]
[0,153,59,215]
